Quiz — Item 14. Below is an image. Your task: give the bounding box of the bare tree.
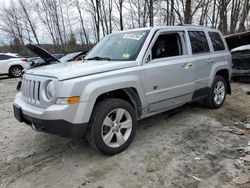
[238,0,250,32]
[0,0,250,54]
[74,0,89,45]
[86,0,101,41]
[218,0,231,34]
[18,0,40,44]
[115,0,125,30]
[149,0,154,26]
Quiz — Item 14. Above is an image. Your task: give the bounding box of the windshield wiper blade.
[86,56,111,61]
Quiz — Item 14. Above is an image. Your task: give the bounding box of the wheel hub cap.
[112,122,120,132]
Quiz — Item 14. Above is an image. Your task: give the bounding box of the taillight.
[22,58,28,62]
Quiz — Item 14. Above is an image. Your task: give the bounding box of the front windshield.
[86,30,150,61]
[60,52,80,63]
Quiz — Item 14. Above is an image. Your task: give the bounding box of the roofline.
[113,25,217,34]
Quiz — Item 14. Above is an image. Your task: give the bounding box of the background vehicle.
[14,26,232,155]
[52,53,65,59]
[59,52,87,63]
[27,44,87,68]
[231,45,250,82]
[0,53,29,77]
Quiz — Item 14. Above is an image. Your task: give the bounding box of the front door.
[142,30,195,113]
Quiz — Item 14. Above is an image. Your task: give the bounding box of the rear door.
[142,29,195,113]
[187,30,213,92]
[207,31,229,72]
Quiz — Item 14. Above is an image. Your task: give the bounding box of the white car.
[0,53,29,77]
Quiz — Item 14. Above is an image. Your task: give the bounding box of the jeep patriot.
[14,26,232,155]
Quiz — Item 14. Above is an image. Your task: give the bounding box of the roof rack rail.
[176,23,203,27]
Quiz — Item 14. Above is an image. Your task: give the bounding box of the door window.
[0,55,11,60]
[152,33,182,59]
[208,32,225,51]
[188,31,210,54]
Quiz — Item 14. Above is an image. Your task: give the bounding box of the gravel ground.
[0,76,250,188]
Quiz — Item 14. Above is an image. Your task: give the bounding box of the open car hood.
[225,31,250,50]
[26,44,60,64]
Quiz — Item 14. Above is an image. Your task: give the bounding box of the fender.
[67,75,147,123]
[209,62,232,87]
[80,75,145,103]
[8,62,26,71]
[209,62,232,94]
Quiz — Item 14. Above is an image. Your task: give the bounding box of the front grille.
[22,78,41,104]
[21,74,58,108]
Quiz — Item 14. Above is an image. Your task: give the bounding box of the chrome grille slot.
[21,77,41,104]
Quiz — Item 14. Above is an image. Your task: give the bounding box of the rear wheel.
[205,76,227,109]
[87,98,137,155]
[9,66,23,78]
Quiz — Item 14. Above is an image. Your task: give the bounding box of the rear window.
[208,32,225,51]
[188,31,210,54]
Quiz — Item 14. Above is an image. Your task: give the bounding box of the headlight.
[46,80,56,100]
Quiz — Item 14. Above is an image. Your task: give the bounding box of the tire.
[86,98,137,155]
[9,66,23,78]
[205,76,227,109]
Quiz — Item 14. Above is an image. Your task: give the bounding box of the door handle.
[206,59,214,64]
[182,62,193,69]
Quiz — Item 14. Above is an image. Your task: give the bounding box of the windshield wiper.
[86,56,111,61]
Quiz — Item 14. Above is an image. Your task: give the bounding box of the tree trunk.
[149,0,154,26]
[184,0,192,24]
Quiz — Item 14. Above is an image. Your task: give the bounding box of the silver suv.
[14,26,232,155]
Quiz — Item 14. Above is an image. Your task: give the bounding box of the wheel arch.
[8,64,24,73]
[94,87,142,119]
[215,69,231,94]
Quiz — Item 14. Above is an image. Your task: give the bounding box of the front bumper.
[13,92,91,138]
[13,105,88,138]
[14,104,87,137]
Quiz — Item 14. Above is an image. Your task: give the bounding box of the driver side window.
[152,33,183,60]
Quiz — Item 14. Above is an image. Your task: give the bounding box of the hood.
[26,44,60,64]
[225,31,250,50]
[25,60,137,80]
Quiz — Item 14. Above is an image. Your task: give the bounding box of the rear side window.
[0,55,12,60]
[188,31,210,54]
[208,32,225,51]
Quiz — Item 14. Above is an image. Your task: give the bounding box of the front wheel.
[205,76,227,109]
[86,98,137,155]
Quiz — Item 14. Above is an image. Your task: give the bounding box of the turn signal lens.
[56,96,80,105]
[67,96,80,104]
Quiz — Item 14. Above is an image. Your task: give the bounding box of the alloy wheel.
[213,80,225,105]
[101,108,132,148]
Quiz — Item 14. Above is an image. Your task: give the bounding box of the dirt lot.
[0,76,250,188]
